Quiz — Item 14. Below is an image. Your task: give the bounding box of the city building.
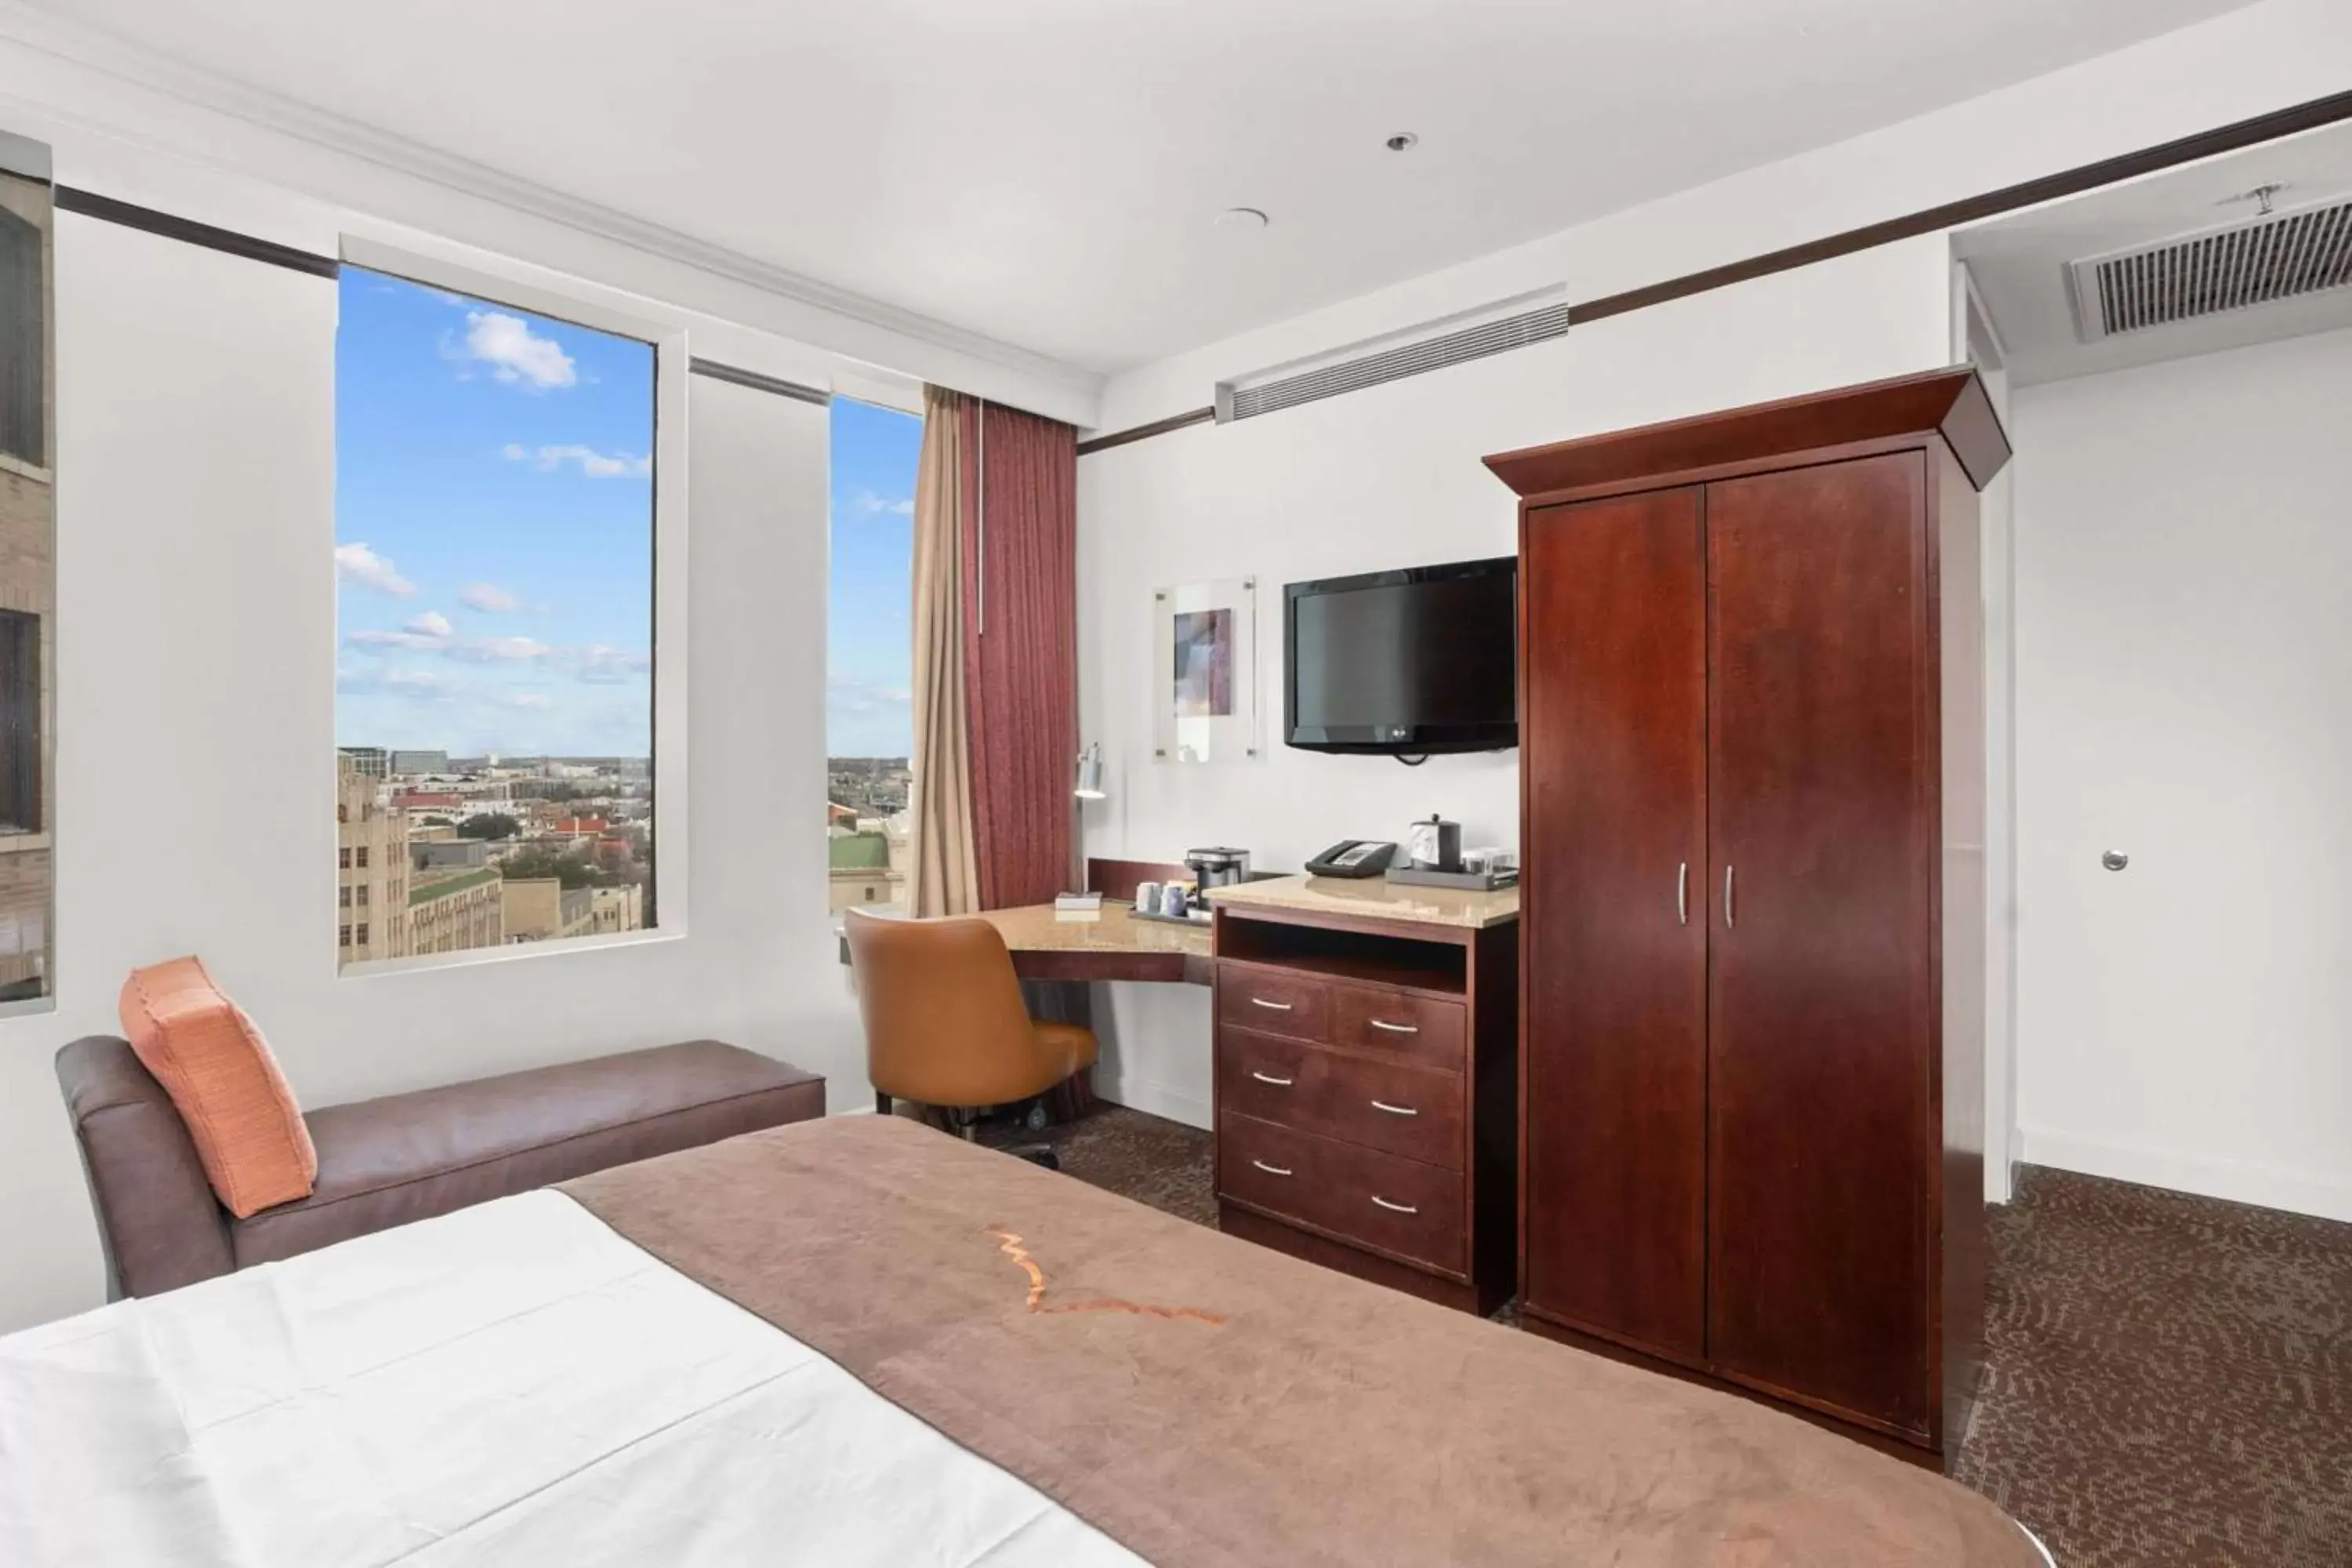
[502,877,597,942]
[337,753,411,965]
[412,839,489,873]
[408,867,501,955]
[390,748,451,775]
[826,813,909,913]
[0,173,54,1002]
[338,746,387,779]
[588,883,643,935]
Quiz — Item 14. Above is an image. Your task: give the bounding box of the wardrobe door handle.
[1370,1196,1418,1215]
[1250,1071,1294,1087]
[1677,862,1688,926]
[1250,997,1294,1012]
[1724,865,1735,930]
[1367,1018,1419,1036]
[1251,1159,1293,1178]
[1370,1100,1418,1117]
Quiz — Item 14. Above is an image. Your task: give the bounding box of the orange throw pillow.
[119,957,317,1218]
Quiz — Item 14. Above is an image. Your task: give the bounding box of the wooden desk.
[975,902,1214,985]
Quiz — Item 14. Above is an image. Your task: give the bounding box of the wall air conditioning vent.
[1217,289,1569,423]
[2069,197,2352,342]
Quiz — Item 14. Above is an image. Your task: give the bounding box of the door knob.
[2101,850,2129,872]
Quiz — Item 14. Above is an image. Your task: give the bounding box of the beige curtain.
[909,386,981,917]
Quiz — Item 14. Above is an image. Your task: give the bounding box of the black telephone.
[1305,839,1398,879]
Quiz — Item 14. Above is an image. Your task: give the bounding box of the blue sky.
[335,267,655,758]
[827,397,919,759]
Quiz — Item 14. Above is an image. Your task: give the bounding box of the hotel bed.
[0,1115,2054,1566]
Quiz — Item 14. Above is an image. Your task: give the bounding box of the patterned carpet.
[1047,1106,2352,1568]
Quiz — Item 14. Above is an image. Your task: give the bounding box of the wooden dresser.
[1208,876,1518,1316]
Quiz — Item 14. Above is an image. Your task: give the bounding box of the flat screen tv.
[1284,555,1518,755]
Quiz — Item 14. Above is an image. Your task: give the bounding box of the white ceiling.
[1959,122,2352,386]
[34,0,2255,376]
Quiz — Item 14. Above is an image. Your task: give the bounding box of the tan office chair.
[843,909,1098,1165]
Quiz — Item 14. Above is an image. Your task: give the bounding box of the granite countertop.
[1208,873,1520,930]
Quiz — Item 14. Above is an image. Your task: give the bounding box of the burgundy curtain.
[956,398,1078,911]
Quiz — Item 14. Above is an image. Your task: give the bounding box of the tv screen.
[1286,557,1518,754]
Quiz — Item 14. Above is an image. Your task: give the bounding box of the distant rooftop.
[829,833,890,870]
[410,866,499,906]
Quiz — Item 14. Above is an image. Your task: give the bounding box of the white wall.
[1076,0,2351,1141]
[0,59,1047,1327]
[0,206,873,1333]
[1077,238,1957,1125]
[2011,325,2352,1221]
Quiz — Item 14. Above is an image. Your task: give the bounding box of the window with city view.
[335,266,656,969]
[827,397,920,914]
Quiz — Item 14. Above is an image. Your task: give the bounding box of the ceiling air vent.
[1217,288,1569,423]
[2068,196,2352,342]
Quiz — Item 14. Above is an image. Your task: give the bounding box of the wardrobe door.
[1521,486,1708,1357]
[1705,452,1933,1436]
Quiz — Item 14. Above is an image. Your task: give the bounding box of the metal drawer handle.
[1250,1159,1293,1178]
[1367,1018,1418,1035]
[1250,1070,1294,1087]
[1370,1100,1418,1117]
[1677,861,1688,926]
[1725,865,1735,929]
[1250,997,1295,1012]
[1370,1195,1418,1214]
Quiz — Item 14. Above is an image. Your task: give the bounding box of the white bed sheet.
[0,1189,1143,1567]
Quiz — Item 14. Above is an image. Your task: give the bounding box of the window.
[0,169,53,1006]
[0,205,41,469]
[0,608,37,833]
[336,265,657,969]
[826,397,920,916]
[339,848,352,869]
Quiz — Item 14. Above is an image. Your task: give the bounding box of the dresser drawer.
[1218,1112,1465,1277]
[1217,961,1330,1043]
[1217,1029,1465,1171]
[1330,984,1467,1070]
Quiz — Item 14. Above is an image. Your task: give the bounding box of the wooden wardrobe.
[1484,368,2010,1465]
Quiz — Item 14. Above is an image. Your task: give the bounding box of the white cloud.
[505,692,550,710]
[852,489,914,518]
[461,310,575,390]
[571,644,652,684]
[405,611,453,638]
[335,542,415,597]
[460,583,522,613]
[386,669,459,697]
[505,442,652,480]
[465,636,552,662]
[347,628,446,651]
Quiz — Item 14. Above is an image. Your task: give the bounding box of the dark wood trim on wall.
[1077,85,2352,457]
[53,187,340,278]
[1074,405,1215,456]
[1569,85,2352,326]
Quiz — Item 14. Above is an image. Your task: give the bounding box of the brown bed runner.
[563,1114,2039,1567]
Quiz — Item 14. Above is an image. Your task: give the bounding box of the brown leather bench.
[56,1037,826,1300]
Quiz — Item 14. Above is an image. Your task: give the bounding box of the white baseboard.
[1094,1077,1210,1132]
[2017,1127,2352,1223]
